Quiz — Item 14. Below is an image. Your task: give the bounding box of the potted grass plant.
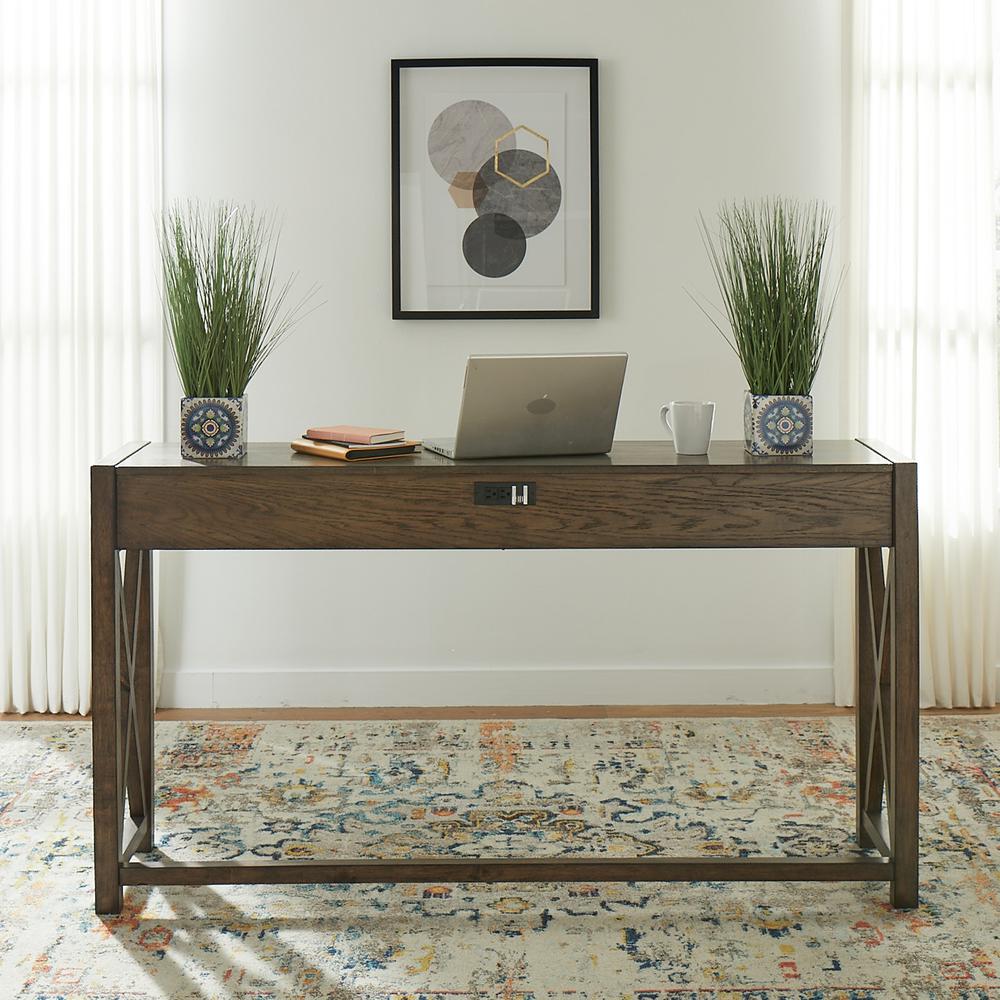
[160,202,315,460]
[698,198,841,456]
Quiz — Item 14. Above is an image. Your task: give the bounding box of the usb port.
[474,482,536,506]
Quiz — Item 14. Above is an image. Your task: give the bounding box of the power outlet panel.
[474,482,536,506]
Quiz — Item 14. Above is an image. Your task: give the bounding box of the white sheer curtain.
[0,0,163,714]
[847,0,999,707]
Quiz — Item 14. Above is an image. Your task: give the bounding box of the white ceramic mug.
[659,400,715,455]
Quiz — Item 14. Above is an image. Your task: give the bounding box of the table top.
[109,440,896,474]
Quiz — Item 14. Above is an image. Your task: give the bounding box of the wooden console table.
[91,440,918,915]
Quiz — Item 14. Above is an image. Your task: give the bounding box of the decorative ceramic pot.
[180,396,247,460]
[743,392,813,457]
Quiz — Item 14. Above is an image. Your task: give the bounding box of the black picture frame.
[391,57,599,320]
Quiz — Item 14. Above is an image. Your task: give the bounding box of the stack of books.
[291,425,421,462]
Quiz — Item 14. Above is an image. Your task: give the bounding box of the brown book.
[306,424,404,445]
[291,438,420,462]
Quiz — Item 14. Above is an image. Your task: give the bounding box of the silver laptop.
[424,353,628,460]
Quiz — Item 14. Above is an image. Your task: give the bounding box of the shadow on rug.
[0,717,997,998]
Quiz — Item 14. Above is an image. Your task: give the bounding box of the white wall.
[160,0,847,708]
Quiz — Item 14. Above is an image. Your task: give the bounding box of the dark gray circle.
[473,149,562,237]
[427,100,516,188]
[527,397,557,415]
[462,213,526,278]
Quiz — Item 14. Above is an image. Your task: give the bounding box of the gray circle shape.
[427,100,516,189]
[462,213,526,278]
[527,397,557,415]
[473,149,562,237]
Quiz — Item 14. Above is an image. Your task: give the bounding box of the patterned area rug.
[0,717,997,999]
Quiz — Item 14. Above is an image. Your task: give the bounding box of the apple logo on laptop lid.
[526,394,556,415]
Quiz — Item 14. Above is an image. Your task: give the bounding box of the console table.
[91,439,918,915]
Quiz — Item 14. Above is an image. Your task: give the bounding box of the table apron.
[116,468,894,550]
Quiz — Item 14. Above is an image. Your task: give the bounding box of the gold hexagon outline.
[493,125,551,189]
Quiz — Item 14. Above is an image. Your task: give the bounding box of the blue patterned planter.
[180,396,247,460]
[744,392,813,457]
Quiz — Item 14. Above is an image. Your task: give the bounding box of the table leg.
[91,467,123,915]
[138,551,155,851]
[890,463,919,909]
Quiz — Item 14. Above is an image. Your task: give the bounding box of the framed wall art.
[391,58,599,320]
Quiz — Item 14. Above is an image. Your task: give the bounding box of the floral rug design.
[0,717,997,998]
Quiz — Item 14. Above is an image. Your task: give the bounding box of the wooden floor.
[2,704,998,722]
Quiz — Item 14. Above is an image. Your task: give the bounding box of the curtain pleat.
[0,0,163,714]
[846,0,999,707]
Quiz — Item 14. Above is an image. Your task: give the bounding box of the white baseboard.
[159,664,836,709]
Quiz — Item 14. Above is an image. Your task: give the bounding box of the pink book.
[306,424,404,446]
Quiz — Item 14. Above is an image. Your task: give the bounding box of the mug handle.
[659,404,672,435]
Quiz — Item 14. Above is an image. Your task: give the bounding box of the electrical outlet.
[474,482,536,506]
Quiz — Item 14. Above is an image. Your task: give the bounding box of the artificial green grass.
[698,198,841,396]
